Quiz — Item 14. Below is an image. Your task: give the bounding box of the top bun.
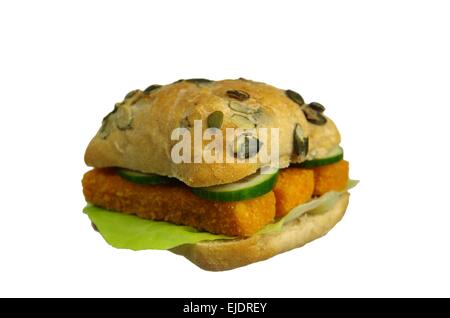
[84,78,340,187]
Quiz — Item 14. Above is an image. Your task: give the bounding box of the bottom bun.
[171,192,350,271]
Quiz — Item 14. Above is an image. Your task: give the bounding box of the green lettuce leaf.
[84,205,232,250]
[84,180,358,250]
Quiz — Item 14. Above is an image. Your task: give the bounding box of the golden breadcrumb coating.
[313,160,349,196]
[82,168,275,237]
[272,168,314,218]
[82,162,349,237]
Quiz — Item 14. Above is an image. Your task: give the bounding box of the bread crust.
[170,192,349,271]
[84,79,340,187]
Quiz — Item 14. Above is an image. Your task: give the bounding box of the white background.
[1,0,449,297]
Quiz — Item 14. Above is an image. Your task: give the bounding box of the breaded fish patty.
[83,168,276,237]
[272,168,314,218]
[82,162,349,237]
[313,160,349,196]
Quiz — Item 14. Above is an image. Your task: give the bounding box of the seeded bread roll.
[84,78,340,187]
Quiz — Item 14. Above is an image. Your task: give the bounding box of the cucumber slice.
[191,169,279,202]
[297,146,344,168]
[117,168,174,185]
